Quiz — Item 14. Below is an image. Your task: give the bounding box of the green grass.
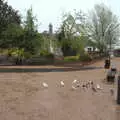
[64,56,79,62]
[63,54,92,62]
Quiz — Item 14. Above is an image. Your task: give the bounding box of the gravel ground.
[0,57,120,120]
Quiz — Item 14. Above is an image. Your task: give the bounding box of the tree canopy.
[87,3,120,53]
[0,0,21,33]
[0,2,120,59]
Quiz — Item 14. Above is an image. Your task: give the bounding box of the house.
[84,46,99,53]
[114,48,120,57]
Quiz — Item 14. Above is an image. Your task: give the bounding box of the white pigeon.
[72,85,77,90]
[96,84,103,90]
[72,79,77,84]
[88,80,92,85]
[72,79,80,88]
[42,82,48,88]
[60,81,65,87]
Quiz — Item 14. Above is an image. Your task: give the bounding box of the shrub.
[40,50,49,56]
[11,48,23,57]
[0,49,4,54]
[46,53,54,59]
[24,52,32,59]
[40,50,54,59]
[64,55,79,62]
[79,53,92,62]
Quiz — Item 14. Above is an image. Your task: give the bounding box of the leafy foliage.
[57,11,87,56]
[0,2,120,65]
[79,53,92,62]
[40,50,54,58]
[0,0,21,34]
[87,3,120,53]
[22,7,41,54]
[0,23,24,48]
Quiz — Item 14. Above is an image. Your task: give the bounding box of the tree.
[24,7,37,32]
[0,23,24,48]
[57,10,87,56]
[23,7,40,54]
[0,0,21,49]
[0,0,21,34]
[87,3,120,54]
[60,10,86,38]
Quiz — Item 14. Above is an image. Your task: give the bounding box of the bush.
[24,52,32,59]
[40,50,54,59]
[0,49,3,54]
[79,53,92,62]
[40,50,49,56]
[64,55,79,62]
[46,53,54,59]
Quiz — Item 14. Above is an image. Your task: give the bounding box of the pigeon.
[82,84,87,89]
[96,84,103,90]
[72,79,80,87]
[82,84,86,88]
[85,82,90,88]
[88,80,92,84]
[42,82,48,88]
[88,80,93,87]
[91,85,97,92]
[91,81,94,85]
[60,81,65,87]
[72,79,77,84]
[72,85,77,90]
[76,83,80,88]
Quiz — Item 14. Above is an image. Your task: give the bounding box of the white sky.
[7,0,120,32]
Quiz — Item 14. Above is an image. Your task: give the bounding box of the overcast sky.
[7,0,120,32]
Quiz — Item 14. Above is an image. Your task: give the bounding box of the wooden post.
[117,73,120,104]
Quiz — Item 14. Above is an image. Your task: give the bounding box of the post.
[117,73,120,104]
[108,31,111,65]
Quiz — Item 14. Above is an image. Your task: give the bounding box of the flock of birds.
[42,79,103,92]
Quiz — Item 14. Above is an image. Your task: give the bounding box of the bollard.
[117,73,120,104]
[107,69,115,83]
[104,58,110,69]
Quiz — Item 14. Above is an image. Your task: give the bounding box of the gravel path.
[0,57,120,120]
